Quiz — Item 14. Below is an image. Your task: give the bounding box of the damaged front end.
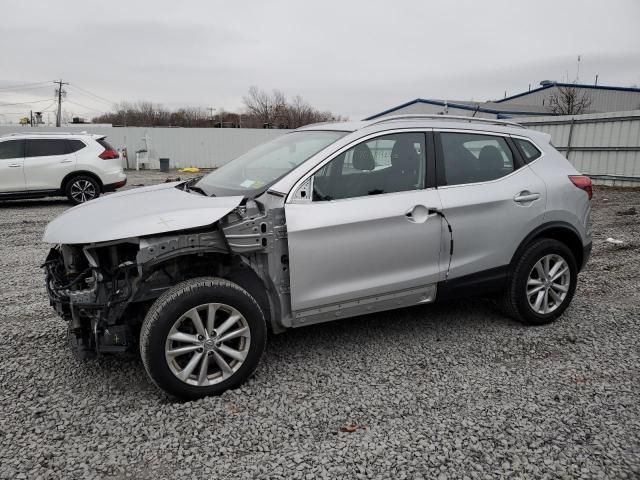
[44,242,141,359]
[43,200,291,360]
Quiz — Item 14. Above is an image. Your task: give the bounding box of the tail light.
[569,175,593,200]
[99,148,120,160]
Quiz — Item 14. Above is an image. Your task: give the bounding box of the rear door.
[435,130,546,280]
[285,131,445,313]
[24,138,78,190]
[0,139,26,192]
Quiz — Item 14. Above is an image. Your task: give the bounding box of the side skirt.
[0,189,61,200]
[291,285,437,328]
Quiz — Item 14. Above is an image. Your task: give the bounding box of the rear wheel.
[140,277,267,399]
[502,238,577,325]
[65,175,100,204]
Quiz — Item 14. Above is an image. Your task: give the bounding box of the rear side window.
[514,138,542,163]
[0,140,25,159]
[440,132,515,185]
[26,139,67,157]
[66,139,86,154]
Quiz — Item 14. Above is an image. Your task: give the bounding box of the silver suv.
[43,115,592,399]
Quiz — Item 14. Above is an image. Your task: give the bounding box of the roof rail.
[1,131,92,137]
[366,114,525,129]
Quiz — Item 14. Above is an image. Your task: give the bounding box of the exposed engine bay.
[43,197,291,359]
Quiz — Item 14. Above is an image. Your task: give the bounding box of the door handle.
[514,191,540,203]
[8,164,21,168]
[60,159,73,164]
[405,205,439,223]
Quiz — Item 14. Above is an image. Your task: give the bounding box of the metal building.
[498,81,640,114]
[366,82,640,120]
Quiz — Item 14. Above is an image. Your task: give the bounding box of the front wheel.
[502,238,577,325]
[140,277,267,399]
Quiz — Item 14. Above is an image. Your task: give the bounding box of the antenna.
[576,55,581,82]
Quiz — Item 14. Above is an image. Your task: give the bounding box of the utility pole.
[54,79,68,127]
[30,110,34,127]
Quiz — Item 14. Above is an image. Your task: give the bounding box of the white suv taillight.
[569,175,593,200]
[99,148,119,160]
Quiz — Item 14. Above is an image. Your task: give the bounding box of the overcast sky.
[1,0,639,122]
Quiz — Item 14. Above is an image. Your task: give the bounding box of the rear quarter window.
[96,138,116,151]
[66,139,86,154]
[514,138,542,163]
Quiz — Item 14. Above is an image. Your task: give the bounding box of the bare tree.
[243,86,285,126]
[92,88,344,128]
[547,84,592,115]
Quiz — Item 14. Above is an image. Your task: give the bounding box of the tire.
[502,238,577,325]
[65,175,101,204]
[140,277,267,399]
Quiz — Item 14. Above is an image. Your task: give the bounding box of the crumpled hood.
[43,182,244,244]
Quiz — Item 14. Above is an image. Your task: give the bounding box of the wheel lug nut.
[197,335,204,341]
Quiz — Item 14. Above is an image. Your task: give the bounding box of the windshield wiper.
[182,177,214,196]
[187,185,209,196]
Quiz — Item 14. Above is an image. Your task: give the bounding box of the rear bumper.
[103,178,127,193]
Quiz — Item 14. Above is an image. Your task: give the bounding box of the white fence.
[0,126,291,170]
[4,113,640,186]
[515,110,640,187]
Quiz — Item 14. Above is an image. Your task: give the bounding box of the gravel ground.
[0,174,639,479]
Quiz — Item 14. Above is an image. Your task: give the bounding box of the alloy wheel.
[526,254,571,314]
[164,303,251,386]
[70,179,97,203]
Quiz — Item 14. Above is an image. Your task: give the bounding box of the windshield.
[196,130,347,196]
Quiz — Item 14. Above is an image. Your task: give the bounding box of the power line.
[0,80,53,91]
[0,98,54,107]
[68,83,116,106]
[65,99,107,113]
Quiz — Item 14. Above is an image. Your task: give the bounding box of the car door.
[24,138,77,191]
[0,139,26,193]
[435,130,546,280]
[285,131,445,315]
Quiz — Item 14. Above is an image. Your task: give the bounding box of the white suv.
[0,132,127,204]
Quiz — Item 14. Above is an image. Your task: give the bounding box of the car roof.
[295,114,548,142]
[0,132,104,140]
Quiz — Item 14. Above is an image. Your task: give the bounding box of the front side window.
[312,132,426,201]
[26,139,67,158]
[440,132,514,185]
[196,130,347,196]
[0,140,25,160]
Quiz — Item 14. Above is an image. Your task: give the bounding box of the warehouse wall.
[515,110,640,187]
[0,126,291,169]
[500,86,640,113]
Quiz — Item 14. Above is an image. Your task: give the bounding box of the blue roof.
[496,82,640,103]
[364,98,549,120]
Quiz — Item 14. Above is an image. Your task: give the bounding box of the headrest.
[478,145,504,170]
[352,144,375,171]
[391,138,419,170]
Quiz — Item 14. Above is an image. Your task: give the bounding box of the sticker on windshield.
[240,179,265,189]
